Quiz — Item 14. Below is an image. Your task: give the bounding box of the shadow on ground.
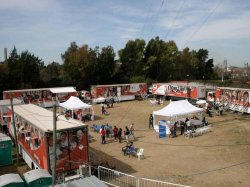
[89,147,136,174]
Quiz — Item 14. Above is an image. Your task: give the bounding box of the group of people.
[99,123,136,144]
[174,117,209,136]
[206,101,224,117]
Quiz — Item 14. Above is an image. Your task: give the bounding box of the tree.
[7,47,44,89]
[95,46,116,84]
[158,40,179,81]
[40,62,62,87]
[118,39,145,82]
[144,36,166,81]
[61,42,90,89]
[62,42,116,90]
[0,62,9,98]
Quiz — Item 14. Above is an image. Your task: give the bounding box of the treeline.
[0,36,216,97]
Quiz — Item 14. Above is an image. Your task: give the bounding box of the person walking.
[118,128,122,143]
[149,114,153,128]
[125,126,130,143]
[113,126,118,141]
[105,123,110,138]
[100,127,106,144]
[129,123,135,140]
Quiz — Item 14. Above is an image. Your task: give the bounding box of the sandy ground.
[86,99,250,187]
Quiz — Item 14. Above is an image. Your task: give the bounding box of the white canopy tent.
[59,96,94,120]
[153,100,203,126]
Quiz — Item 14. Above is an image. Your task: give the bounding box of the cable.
[146,0,166,37]
[139,0,154,38]
[182,0,224,48]
[164,0,185,40]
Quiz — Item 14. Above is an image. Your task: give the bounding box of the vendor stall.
[153,100,203,128]
[60,96,94,121]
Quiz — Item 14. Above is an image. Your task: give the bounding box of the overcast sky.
[0,0,249,67]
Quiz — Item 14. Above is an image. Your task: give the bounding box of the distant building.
[227,66,249,79]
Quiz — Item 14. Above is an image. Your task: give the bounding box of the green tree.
[61,42,90,89]
[144,36,166,81]
[40,62,62,87]
[0,62,10,98]
[62,42,116,90]
[118,39,145,82]
[158,40,179,81]
[7,47,43,89]
[95,46,116,84]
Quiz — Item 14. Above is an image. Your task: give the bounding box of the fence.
[98,166,191,187]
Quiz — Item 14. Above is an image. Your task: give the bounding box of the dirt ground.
[86,99,250,187]
[1,99,249,187]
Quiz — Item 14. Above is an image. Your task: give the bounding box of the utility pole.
[52,96,57,185]
[221,60,227,82]
[245,62,249,78]
[10,96,19,164]
[221,63,224,82]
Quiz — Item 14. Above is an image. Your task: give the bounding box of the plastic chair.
[136,148,144,160]
[150,100,157,105]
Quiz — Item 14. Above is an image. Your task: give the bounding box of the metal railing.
[98,166,191,187]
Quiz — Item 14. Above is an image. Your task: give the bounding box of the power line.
[146,0,166,37]
[164,0,186,40]
[182,0,224,48]
[139,0,154,38]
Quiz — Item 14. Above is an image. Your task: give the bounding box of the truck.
[215,87,250,113]
[3,87,77,108]
[7,104,89,178]
[152,81,206,100]
[91,83,147,102]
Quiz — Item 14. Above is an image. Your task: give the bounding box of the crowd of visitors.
[94,123,136,145]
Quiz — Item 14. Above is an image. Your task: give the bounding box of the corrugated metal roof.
[0,174,24,186]
[0,133,11,142]
[0,99,23,106]
[11,104,87,132]
[53,175,108,187]
[23,169,51,183]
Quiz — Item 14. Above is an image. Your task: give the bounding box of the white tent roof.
[153,100,203,117]
[0,98,23,106]
[11,104,87,132]
[50,87,76,94]
[60,96,92,110]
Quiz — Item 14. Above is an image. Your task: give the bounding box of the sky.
[0,0,250,67]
